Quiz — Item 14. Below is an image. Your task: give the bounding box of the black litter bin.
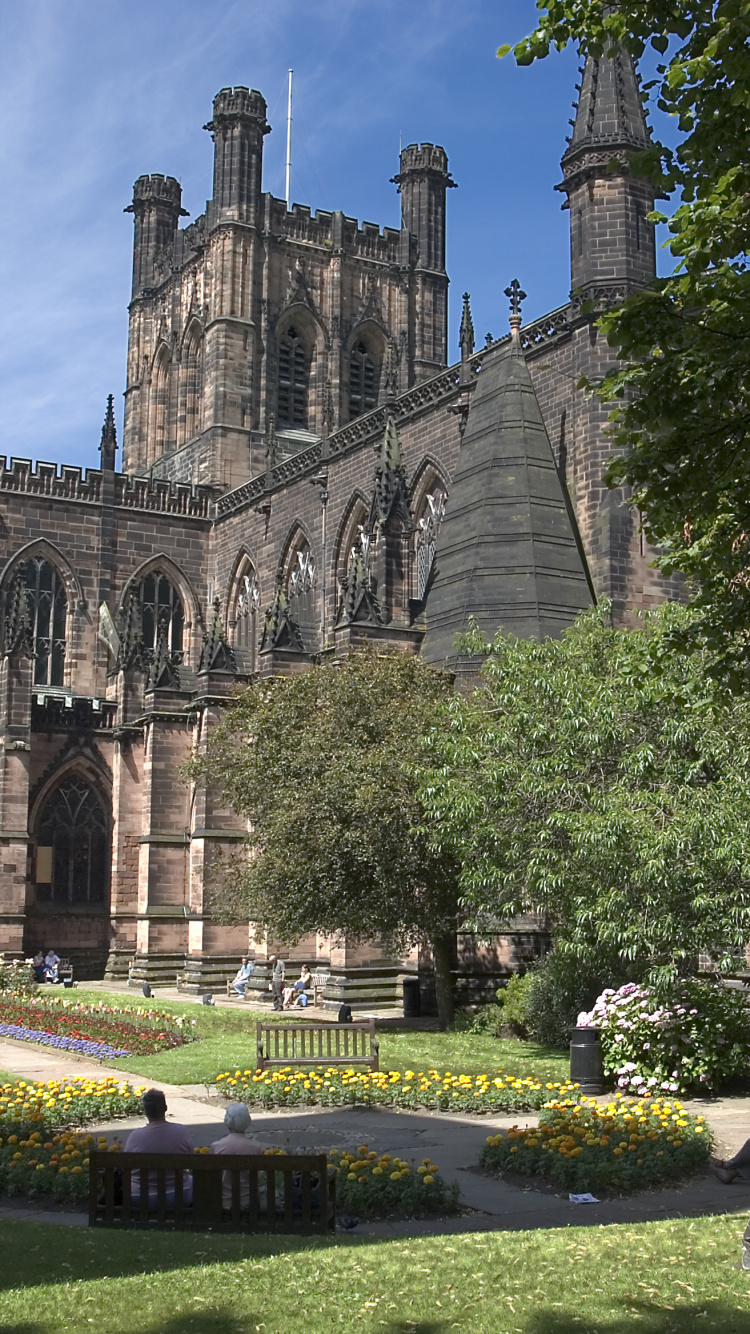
[569,1025,604,1094]
[402,976,421,1018]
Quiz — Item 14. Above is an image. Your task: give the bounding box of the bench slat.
[255,1020,378,1072]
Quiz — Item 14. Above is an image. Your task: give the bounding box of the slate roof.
[421,336,594,668]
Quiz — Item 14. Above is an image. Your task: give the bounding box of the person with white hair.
[209,1103,266,1210]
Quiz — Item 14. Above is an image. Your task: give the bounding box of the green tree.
[419,604,750,989]
[502,3,750,682]
[187,650,460,1028]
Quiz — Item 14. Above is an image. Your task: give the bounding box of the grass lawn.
[62,988,569,1087]
[1,1214,749,1333]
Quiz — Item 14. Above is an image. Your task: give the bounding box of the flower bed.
[578,980,750,1095]
[0,1133,458,1218]
[0,995,196,1057]
[329,1143,459,1219]
[480,1094,712,1192]
[0,1076,146,1138]
[214,1066,577,1114]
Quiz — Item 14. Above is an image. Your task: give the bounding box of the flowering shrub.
[0,995,197,1057]
[0,956,37,996]
[481,1094,711,1192]
[215,1066,577,1114]
[0,1076,146,1137]
[329,1143,459,1218]
[0,1128,124,1202]
[578,980,750,1094]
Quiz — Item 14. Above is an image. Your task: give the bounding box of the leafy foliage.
[0,956,37,996]
[186,650,460,1026]
[526,951,615,1050]
[420,603,750,988]
[580,979,750,1094]
[502,2,750,681]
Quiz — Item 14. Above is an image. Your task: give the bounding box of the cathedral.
[0,50,674,1007]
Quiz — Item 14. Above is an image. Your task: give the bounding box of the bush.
[525,951,611,1049]
[480,1094,711,1192]
[0,957,37,997]
[579,979,750,1095]
[469,973,534,1038]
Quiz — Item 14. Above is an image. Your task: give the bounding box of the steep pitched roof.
[421,338,594,668]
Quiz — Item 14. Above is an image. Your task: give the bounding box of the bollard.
[569,1025,604,1094]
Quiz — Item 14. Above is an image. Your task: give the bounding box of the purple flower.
[0,1022,129,1059]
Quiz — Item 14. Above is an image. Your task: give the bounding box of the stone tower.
[555,48,659,615]
[121,90,455,492]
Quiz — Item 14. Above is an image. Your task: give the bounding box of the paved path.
[3,1036,750,1237]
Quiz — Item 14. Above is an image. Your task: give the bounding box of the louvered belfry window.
[349,342,378,419]
[140,573,184,658]
[25,558,67,687]
[278,327,309,428]
[35,777,109,905]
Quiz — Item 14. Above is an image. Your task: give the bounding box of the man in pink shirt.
[125,1088,193,1204]
[125,1088,194,1153]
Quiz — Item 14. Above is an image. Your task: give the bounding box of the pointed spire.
[383,336,399,403]
[146,616,181,690]
[260,587,305,654]
[117,588,147,673]
[99,395,118,471]
[459,292,474,359]
[563,47,649,168]
[198,598,237,673]
[336,537,382,628]
[369,415,411,530]
[2,564,34,659]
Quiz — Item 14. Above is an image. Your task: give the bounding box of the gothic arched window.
[182,328,203,445]
[232,563,261,670]
[35,777,109,906]
[286,539,316,630]
[415,484,447,600]
[277,327,309,428]
[349,342,379,420]
[150,347,171,461]
[140,573,184,658]
[23,559,67,687]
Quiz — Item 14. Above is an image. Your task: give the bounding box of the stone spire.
[558,48,656,303]
[336,537,382,629]
[368,416,411,531]
[146,618,181,691]
[117,589,146,673]
[459,292,474,359]
[198,599,237,673]
[2,564,33,658]
[421,337,593,670]
[99,395,118,471]
[564,47,649,171]
[260,588,305,654]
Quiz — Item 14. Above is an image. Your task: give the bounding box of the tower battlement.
[206,85,269,128]
[130,174,184,209]
[396,143,450,177]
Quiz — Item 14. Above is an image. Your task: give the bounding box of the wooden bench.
[59,958,73,984]
[256,1019,379,1071]
[88,1150,335,1234]
[310,971,330,1007]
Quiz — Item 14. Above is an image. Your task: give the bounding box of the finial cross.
[504,278,527,319]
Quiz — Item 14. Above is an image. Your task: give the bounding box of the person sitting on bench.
[209,1103,266,1209]
[125,1087,194,1204]
[231,956,254,999]
[44,949,61,984]
[31,951,45,983]
[291,964,312,1008]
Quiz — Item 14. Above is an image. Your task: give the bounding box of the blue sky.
[0,1,670,471]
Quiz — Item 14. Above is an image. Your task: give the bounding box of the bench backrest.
[256,1019,379,1071]
[89,1151,334,1234]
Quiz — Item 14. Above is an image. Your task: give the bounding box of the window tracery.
[349,341,379,419]
[415,485,447,600]
[232,564,261,670]
[35,777,109,906]
[277,327,309,428]
[139,573,184,659]
[21,558,67,687]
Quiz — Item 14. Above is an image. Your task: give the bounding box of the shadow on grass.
[527,1302,750,1332]
[0,1316,258,1334]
